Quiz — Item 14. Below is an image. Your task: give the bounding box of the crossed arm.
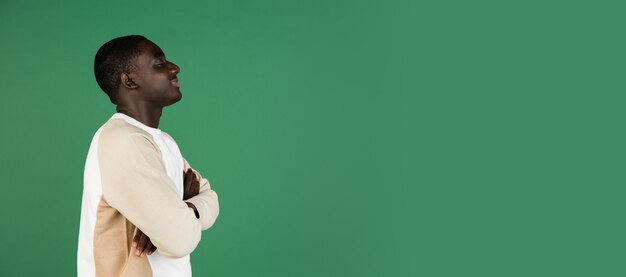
[133,167,201,256]
[99,131,219,258]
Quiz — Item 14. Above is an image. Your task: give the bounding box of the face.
[131,40,182,106]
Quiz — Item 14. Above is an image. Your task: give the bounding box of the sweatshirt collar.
[111,113,162,136]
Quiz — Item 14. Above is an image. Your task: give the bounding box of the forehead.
[137,40,165,59]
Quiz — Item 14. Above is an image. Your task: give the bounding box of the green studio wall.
[0,0,624,276]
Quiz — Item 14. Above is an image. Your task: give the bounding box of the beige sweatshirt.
[78,113,220,276]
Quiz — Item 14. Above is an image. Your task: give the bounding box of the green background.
[0,0,623,276]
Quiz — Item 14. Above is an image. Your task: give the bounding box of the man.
[77,35,220,276]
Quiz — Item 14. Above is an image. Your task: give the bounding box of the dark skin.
[113,39,201,256]
[116,39,181,127]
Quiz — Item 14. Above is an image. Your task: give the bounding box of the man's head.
[94,35,181,106]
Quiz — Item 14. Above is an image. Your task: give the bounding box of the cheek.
[143,74,169,89]
[138,73,155,87]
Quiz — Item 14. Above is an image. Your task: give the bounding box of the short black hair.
[94,35,148,103]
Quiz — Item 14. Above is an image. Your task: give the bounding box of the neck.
[116,103,163,129]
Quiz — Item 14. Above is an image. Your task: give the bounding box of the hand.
[133,228,157,257]
[183,168,200,200]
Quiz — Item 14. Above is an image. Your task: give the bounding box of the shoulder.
[161,131,177,142]
[160,131,182,149]
[98,119,158,151]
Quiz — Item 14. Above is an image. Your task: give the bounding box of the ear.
[120,72,139,89]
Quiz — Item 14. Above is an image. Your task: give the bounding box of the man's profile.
[77,35,220,276]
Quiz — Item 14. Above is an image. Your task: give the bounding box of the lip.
[171,77,180,88]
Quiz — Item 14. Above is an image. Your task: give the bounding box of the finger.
[142,240,154,257]
[193,176,200,191]
[183,169,189,183]
[188,170,196,184]
[193,172,200,182]
[184,169,193,185]
[187,170,197,192]
[194,181,200,195]
[187,168,194,177]
[133,229,143,249]
[136,232,149,256]
[189,169,196,181]
[191,177,200,190]
[192,170,199,183]
[192,170,199,181]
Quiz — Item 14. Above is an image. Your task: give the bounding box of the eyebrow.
[153,51,165,59]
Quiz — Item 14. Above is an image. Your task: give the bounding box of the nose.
[169,61,180,75]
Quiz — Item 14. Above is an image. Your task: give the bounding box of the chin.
[165,92,182,106]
